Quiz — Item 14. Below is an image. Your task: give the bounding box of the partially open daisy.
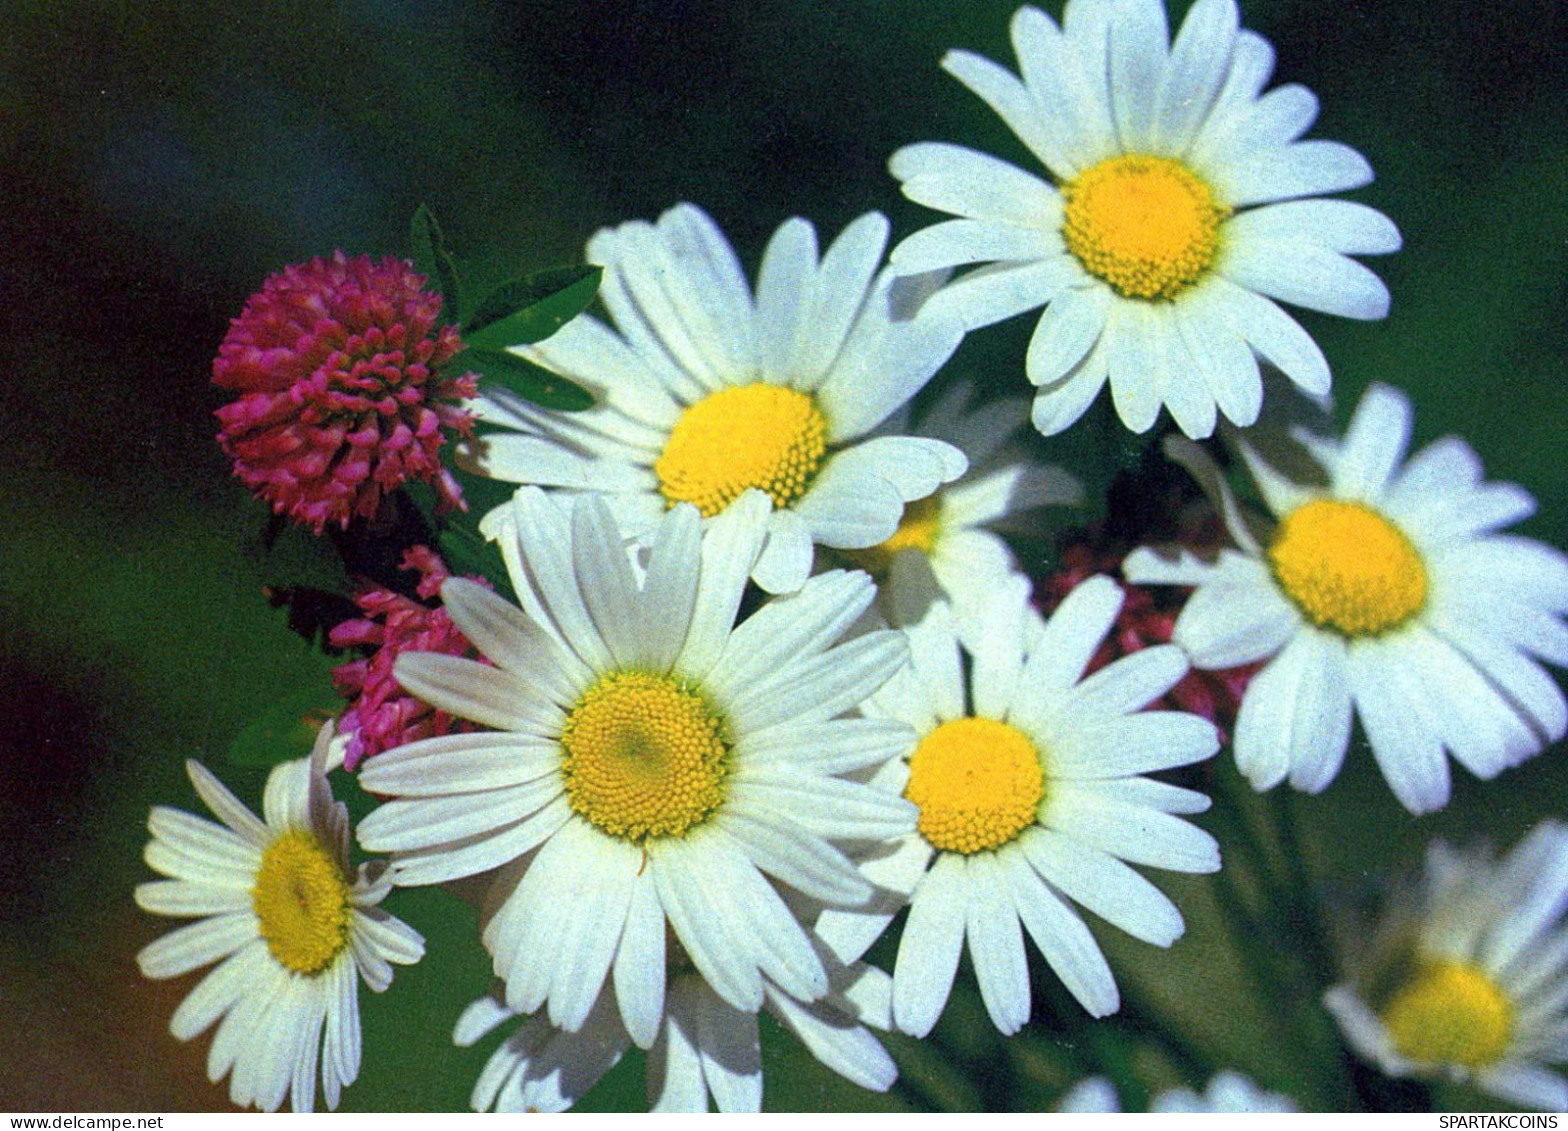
[888,0,1400,439]
[463,203,967,594]
[1325,821,1568,1111]
[815,577,1220,1036]
[1125,383,1568,814]
[357,487,917,1046]
[839,380,1082,629]
[1059,1071,1297,1112]
[134,724,425,1112]
[453,954,894,1113]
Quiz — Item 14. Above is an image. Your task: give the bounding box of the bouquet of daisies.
[133,0,1568,1113]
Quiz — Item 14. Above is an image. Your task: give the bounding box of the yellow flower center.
[655,383,828,517]
[840,494,943,576]
[252,829,353,975]
[904,717,1045,855]
[560,671,731,842]
[1061,154,1229,301]
[1267,498,1428,637]
[1383,961,1513,1069]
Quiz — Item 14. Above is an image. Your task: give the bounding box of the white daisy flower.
[1124,382,1568,815]
[134,724,425,1113]
[357,487,917,1049]
[888,0,1401,439]
[815,576,1221,1037]
[1059,1071,1297,1112]
[465,202,968,594]
[452,956,895,1113]
[839,380,1083,630]
[1151,1070,1300,1113]
[1324,821,1568,1111]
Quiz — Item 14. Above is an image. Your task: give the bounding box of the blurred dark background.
[2,0,1566,1112]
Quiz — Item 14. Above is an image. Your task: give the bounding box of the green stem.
[1208,861,1304,1011]
[1209,766,1297,914]
[1264,788,1337,981]
[1205,770,1359,1109]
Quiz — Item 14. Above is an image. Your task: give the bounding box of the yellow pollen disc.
[1383,961,1513,1069]
[560,671,731,842]
[904,717,1044,855]
[1268,498,1428,637]
[1061,154,1229,301]
[841,494,943,576]
[655,383,828,518]
[252,829,353,975]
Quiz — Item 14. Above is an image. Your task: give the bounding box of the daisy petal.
[893,853,968,1037]
[1005,852,1119,1016]
[613,868,667,1050]
[966,852,1032,1034]
[1022,828,1184,946]
[696,990,763,1113]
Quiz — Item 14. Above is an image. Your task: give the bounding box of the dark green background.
[2,0,1565,1112]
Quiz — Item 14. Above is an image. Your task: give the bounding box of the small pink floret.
[330,547,491,771]
[1041,533,1260,741]
[214,252,478,531]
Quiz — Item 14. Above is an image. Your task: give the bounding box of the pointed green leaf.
[410,204,464,325]
[468,348,595,411]
[399,475,517,602]
[463,265,601,349]
[226,684,341,768]
[436,519,515,602]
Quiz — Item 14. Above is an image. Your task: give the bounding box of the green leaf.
[410,204,463,325]
[436,517,515,601]
[226,683,341,769]
[398,475,517,602]
[468,348,595,411]
[462,265,601,349]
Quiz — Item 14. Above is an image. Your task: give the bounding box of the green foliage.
[411,204,464,325]
[463,265,602,349]
[225,681,341,768]
[436,520,515,602]
[466,348,595,410]
[411,216,600,409]
[399,476,517,602]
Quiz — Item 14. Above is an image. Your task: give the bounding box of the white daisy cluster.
[340,486,1224,1109]
[143,0,1568,1115]
[1059,1070,1299,1112]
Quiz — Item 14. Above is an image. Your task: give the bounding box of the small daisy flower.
[214,252,477,532]
[1325,821,1568,1111]
[1059,1071,1297,1112]
[840,380,1082,626]
[888,0,1400,439]
[134,724,425,1112]
[464,203,967,594]
[1125,383,1568,814]
[816,577,1220,1036]
[357,488,917,1047]
[453,956,895,1113]
[330,546,491,771]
